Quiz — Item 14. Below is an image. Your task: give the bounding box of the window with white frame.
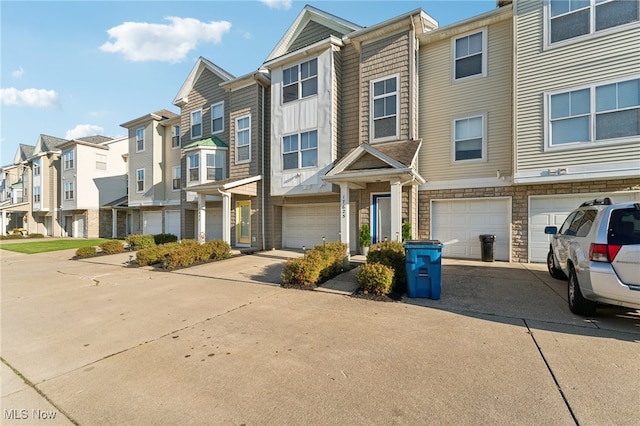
[191,110,202,139]
[33,186,40,203]
[453,115,486,162]
[454,30,486,80]
[211,102,224,134]
[548,76,640,147]
[371,75,399,141]
[33,159,40,176]
[63,149,74,170]
[282,58,318,104]
[96,153,107,170]
[283,130,318,170]
[172,125,181,148]
[136,169,145,192]
[136,127,144,152]
[548,0,639,44]
[236,115,250,163]
[188,153,199,182]
[206,152,225,180]
[64,181,74,200]
[172,166,181,190]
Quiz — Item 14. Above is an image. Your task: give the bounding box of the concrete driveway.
[1,247,638,425]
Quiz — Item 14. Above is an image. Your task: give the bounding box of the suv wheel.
[568,266,596,316]
[547,250,566,280]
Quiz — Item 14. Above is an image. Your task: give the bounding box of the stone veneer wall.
[418,178,640,263]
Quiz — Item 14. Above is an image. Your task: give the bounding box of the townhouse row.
[2,0,639,263]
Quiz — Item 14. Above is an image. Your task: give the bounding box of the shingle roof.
[38,134,69,152]
[18,144,35,161]
[76,135,113,144]
[373,140,421,167]
[153,109,178,120]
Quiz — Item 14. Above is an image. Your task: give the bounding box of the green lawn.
[0,239,109,254]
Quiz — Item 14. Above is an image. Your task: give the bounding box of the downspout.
[409,16,416,141]
[261,82,266,251]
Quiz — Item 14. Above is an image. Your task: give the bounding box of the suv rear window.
[608,208,640,245]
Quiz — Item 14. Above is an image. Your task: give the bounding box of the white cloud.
[65,124,105,140]
[243,32,252,40]
[12,67,24,78]
[260,0,292,10]
[100,17,232,63]
[0,87,59,108]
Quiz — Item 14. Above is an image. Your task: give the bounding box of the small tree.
[359,223,371,248]
[402,222,412,241]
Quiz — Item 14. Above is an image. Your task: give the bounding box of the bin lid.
[403,239,442,246]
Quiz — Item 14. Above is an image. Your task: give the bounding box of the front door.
[372,194,391,243]
[236,201,251,246]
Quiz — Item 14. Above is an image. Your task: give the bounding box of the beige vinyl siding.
[360,31,411,144]
[128,125,152,203]
[514,1,640,172]
[338,42,360,157]
[288,21,341,53]
[419,18,513,181]
[229,84,255,178]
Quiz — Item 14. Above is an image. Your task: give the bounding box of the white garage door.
[143,211,162,235]
[283,204,357,251]
[165,211,181,240]
[205,208,223,241]
[529,192,639,263]
[432,198,510,261]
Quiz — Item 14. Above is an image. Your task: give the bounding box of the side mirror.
[544,226,558,235]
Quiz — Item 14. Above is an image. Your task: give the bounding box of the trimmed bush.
[126,234,156,250]
[135,242,179,266]
[135,239,232,269]
[100,239,125,255]
[205,240,232,261]
[76,246,96,258]
[281,241,347,288]
[0,234,25,240]
[27,233,45,239]
[154,233,178,245]
[357,262,394,295]
[366,241,406,293]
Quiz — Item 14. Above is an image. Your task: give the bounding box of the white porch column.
[340,184,350,257]
[390,179,402,242]
[111,209,117,238]
[220,190,231,245]
[0,210,6,235]
[197,193,206,243]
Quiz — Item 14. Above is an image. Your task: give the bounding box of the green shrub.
[281,241,347,287]
[366,241,406,293]
[135,243,178,266]
[126,234,156,250]
[76,246,96,258]
[164,245,198,270]
[154,233,178,245]
[357,262,394,295]
[1,234,25,240]
[27,233,45,239]
[205,240,232,260]
[402,222,412,241]
[100,239,124,255]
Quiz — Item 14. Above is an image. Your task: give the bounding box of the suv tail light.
[589,243,622,263]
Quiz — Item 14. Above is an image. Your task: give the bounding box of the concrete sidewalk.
[2,248,639,425]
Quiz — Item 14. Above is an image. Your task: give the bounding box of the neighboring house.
[417,3,515,260]
[173,57,272,250]
[0,144,34,233]
[120,109,181,238]
[264,6,437,254]
[27,134,68,236]
[58,136,128,238]
[511,0,640,262]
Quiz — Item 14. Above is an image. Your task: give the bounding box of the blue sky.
[0,0,497,165]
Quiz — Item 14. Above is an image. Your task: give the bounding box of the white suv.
[545,198,640,316]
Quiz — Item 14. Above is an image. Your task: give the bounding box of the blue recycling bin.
[404,240,443,299]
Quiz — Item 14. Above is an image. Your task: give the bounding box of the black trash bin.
[479,234,495,262]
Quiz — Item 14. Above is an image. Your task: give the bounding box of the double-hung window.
[172,166,181,190]
[206,153,224,180]
[548,76,640,147]
[172,125,181,148]
[64,182,74,200]
[453,114,486,162]
[454,30,486,80]
[33,186,41,203]
[33,159,40,176]
[548,0,639,44]
[371,75,399,141]
[63,150,74,170]
[282,58,318,104]
[188,153,199,182]
[236,116,251,163]
[191,110,202,139]
[136,169,145,192]
[282,130,318,170]
[136,127,144,152]
[96,153,107,170]
[211,102,224,134]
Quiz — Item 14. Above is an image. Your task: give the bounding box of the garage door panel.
[165,211,181,240]
[206,208,223,241]
[283,204,356,250]
[529,192,638,263]
[143,212,162,235]
[433,199,510,261]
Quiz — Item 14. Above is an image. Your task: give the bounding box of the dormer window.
[282,58,318,104]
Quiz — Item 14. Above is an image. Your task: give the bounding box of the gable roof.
[33,134,68,156]
[120,109,179,128]
[264,5,362,63]
[173,56,235,107]
[76,135,113,144]
[14,144,35,164]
